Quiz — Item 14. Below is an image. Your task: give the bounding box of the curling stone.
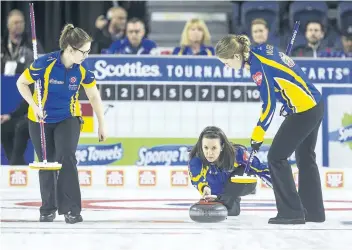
[189,200,228,223]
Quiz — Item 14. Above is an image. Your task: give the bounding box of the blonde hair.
[59,24,93,50]
[251,18,268,29]
[215,34,251,60]
[180,18,211,46]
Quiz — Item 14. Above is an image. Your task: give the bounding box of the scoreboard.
[79,83,261,102]
[77,55,351,105]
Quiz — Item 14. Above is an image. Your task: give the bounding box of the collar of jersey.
[54,50,80,69]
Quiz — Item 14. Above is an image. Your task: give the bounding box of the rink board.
[1,165,350,191]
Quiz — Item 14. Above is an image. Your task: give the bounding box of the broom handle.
[29,3,47,163]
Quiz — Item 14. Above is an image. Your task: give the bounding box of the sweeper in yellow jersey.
[16,24,106,224]
[215,35,325,225]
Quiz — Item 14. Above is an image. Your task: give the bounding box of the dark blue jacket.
[172,45,215,56]
[104,38,157,55]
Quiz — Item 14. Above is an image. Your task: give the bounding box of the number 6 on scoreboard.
[182,85,196,101]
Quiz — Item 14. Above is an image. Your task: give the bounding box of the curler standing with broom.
[16,3,106,224]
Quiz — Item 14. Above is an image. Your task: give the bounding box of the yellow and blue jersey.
[248,44,322,143]
[188,145,269,196]
[172,45,215,56]
[23,51,96,123]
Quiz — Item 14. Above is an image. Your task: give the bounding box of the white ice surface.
[1,189,352,250]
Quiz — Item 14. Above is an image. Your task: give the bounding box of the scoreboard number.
[246,86,261,102]
[214,86,229,102]
[133,84,147,101]
[117,84,132,101]
[198,85,212,101]
[166,85,180,101]
[101,85,116,100]
[149,85,164,101]
[182,85,196,101]
[230,86,245,102]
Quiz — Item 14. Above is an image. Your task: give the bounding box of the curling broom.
[28,3,62,171]
[231,21,300,184]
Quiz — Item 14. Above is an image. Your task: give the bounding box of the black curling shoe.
[268,216,305,224]
[64,212,83,224]
[39,212,56,222]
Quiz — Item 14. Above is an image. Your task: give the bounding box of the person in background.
[91,7,127,54]
[1,9,44,76]
[104,18,157,55]
[173,18,214,56]
[251,18,269,46]
[1,97,31,165]
[319,32,352,58]
[292,21,329,58]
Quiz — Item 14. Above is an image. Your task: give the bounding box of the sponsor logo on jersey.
[279,52,295,68]
[70,76,77,84]
[252,72,263,86]
[49,78,64,84]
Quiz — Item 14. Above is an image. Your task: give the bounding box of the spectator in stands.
[251,18,269,46]
[339,33,352,57]
[319,32,352,58]
[173,18,215,56]
[104,18,157,55]
[1,98,31,165]
[92,7,127,54]
[1,9,44,76]
[292,21,329,58]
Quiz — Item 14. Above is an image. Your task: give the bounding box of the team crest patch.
[243,151,249,161]
[70,76,77,84]
[252,72,263,86]
[279,52,295,68]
